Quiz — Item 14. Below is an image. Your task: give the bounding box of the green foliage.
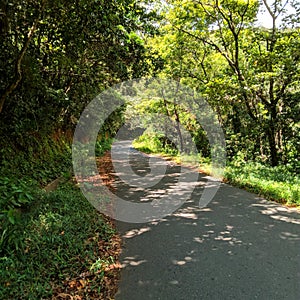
[0,132,72,251]
[225,162,300,205]
[0,133,72,185]
[151,0,300,167]
[133,133,179,156]
[0,177,35,225]
[127,96,211,157]
[0,183,116,299]
[0,0,158,137]
[95,138,114,157]
[90,256,115,278]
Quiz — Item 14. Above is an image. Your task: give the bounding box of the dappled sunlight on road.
[116,183,300,299]
[279,232,300,241]
[121,255,147,268]
[172,256,194,266]
[251,202,300,225]
[123,227,152,239]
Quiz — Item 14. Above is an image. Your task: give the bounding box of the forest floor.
[82,151,123,300]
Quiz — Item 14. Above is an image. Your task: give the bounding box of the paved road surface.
[111,141,300,300]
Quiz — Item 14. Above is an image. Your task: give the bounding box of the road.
[111,141,300,300]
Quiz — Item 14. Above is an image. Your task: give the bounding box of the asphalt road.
[112,142,300,300]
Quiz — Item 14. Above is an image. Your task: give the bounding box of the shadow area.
[108,141,206,222]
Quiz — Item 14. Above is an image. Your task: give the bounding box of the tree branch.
[0,0,46,114]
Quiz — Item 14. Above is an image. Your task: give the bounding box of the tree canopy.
[147,0,300,167]
[0,0,158,138]
[0,0,299,168]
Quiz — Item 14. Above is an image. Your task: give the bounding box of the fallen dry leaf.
[50,151,122,300]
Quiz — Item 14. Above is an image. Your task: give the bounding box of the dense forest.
[0,0,299,167]
[0,0,299,298]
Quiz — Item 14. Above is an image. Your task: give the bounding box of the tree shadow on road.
[115,184,300,300]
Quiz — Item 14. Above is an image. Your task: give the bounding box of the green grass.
[0,182,116,299]
[224,162,300,206]
[133,136,300,206]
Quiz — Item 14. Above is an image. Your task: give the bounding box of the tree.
[0,0,158,141]
[150,0,300,166]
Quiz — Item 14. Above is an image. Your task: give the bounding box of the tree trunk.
[267,126,278,167]
[173,104,184,153]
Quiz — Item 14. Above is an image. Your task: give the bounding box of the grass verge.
[224,162,300,206]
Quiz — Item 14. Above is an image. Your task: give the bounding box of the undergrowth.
[0,132,72,227]
[0,132,118,299]
[224,161,300,206]
[0,133,72,186]
[0,183,118,299]
[0,134,112,224]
